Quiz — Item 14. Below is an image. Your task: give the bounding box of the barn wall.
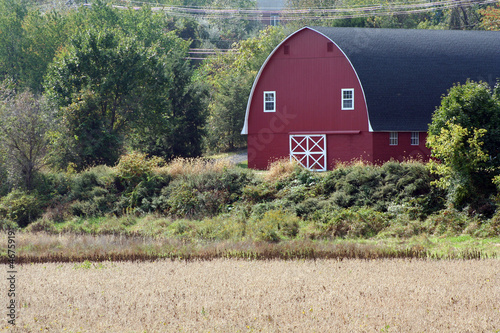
[372,132,430,164]
[248,133,289,169]
[247,28,371,170]
[326,132,374,168]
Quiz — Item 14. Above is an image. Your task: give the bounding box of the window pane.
[390,132,398,145]
[264,91,275,112]
[411,132,419,145]
[343,100,353,109]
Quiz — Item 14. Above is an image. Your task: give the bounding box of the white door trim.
[289,134,327,171]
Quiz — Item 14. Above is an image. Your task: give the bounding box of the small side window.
[264,91,276,112]
[390,132,398,146]
[411,132,419,145]
[341,89,354,110]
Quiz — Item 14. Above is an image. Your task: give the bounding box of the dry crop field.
[1,259,499,332]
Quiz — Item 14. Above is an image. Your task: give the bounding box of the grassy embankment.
[1,153,500,262]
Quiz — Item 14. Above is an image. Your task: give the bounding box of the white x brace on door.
[289,134,327,171]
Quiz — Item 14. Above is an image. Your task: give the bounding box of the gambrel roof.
[309,26,500,131]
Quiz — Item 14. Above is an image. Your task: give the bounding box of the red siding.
[247,28,372,169]
[372,132,430,164]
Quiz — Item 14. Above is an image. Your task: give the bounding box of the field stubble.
[1,259,499,332]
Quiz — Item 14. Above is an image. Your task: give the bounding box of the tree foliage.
[479,1,500,30]
[199,26,287,151]
[0,81,52,191]
[44,23,203,169]
[427,80,500,209]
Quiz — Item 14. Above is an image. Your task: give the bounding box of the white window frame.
[411,132,419,146]
[270,15,279,26]
[264,91,276,112]
[341,88,354,110]
[390,132,398,146]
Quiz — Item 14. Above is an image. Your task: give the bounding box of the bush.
[248,209,301,242]
[314,161,439,216]
[304,207,390,239]
[0,219,18,230]
[422,208,472,236]
[0,190,42,227]
[162,168,251,218]
[114,151,165,188]
[25,218,57,233]
[195,215,246,240]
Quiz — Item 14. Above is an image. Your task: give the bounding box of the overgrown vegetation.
[2,155,500,245]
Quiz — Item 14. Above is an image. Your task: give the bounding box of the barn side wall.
[372,132,430,164]
[248,132,374,170]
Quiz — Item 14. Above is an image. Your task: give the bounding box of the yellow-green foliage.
[114,151,165,186]
[248,209,300,242]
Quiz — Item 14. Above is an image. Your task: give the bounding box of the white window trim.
[411,132,419,146]
[390,132,398,146]
[264,91,276,112]
[341,88,354,110]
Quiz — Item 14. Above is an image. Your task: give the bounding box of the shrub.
[0,218,18,230]
[25,218,57,233]
[195,215,246,240]
[472,212,500,237]
[248,209,301,242]
[422,208,471,236]
[114,151,165,187]
[166,219,196,238]
[305,207,389,239]
[162,168,250,219]
[242,183,276,203]
[0,190,42,227]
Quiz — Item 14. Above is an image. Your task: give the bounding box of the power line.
[101,0,496,21]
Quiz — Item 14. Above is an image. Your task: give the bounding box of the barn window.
[411,132,419,145]
[264,91,276,112]
[284,45,290,55]
[342,89,354,110]
[390,132,398,146]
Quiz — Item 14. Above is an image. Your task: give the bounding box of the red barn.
[242,27,500,170]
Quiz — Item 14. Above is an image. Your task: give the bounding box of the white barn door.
[289,134,327,171]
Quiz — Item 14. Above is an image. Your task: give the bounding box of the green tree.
[0,81,52,191]
[129,59,208,159]
[199,26,287,152]
[44,27,179,169]
[427,80,500,209]
[0,0,28,86]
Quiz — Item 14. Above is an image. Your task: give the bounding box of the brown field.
[2,259,500,332]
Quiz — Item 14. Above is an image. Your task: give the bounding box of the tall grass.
[1,232,498,264]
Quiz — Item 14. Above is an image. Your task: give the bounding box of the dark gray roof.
[309,27,500,131]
